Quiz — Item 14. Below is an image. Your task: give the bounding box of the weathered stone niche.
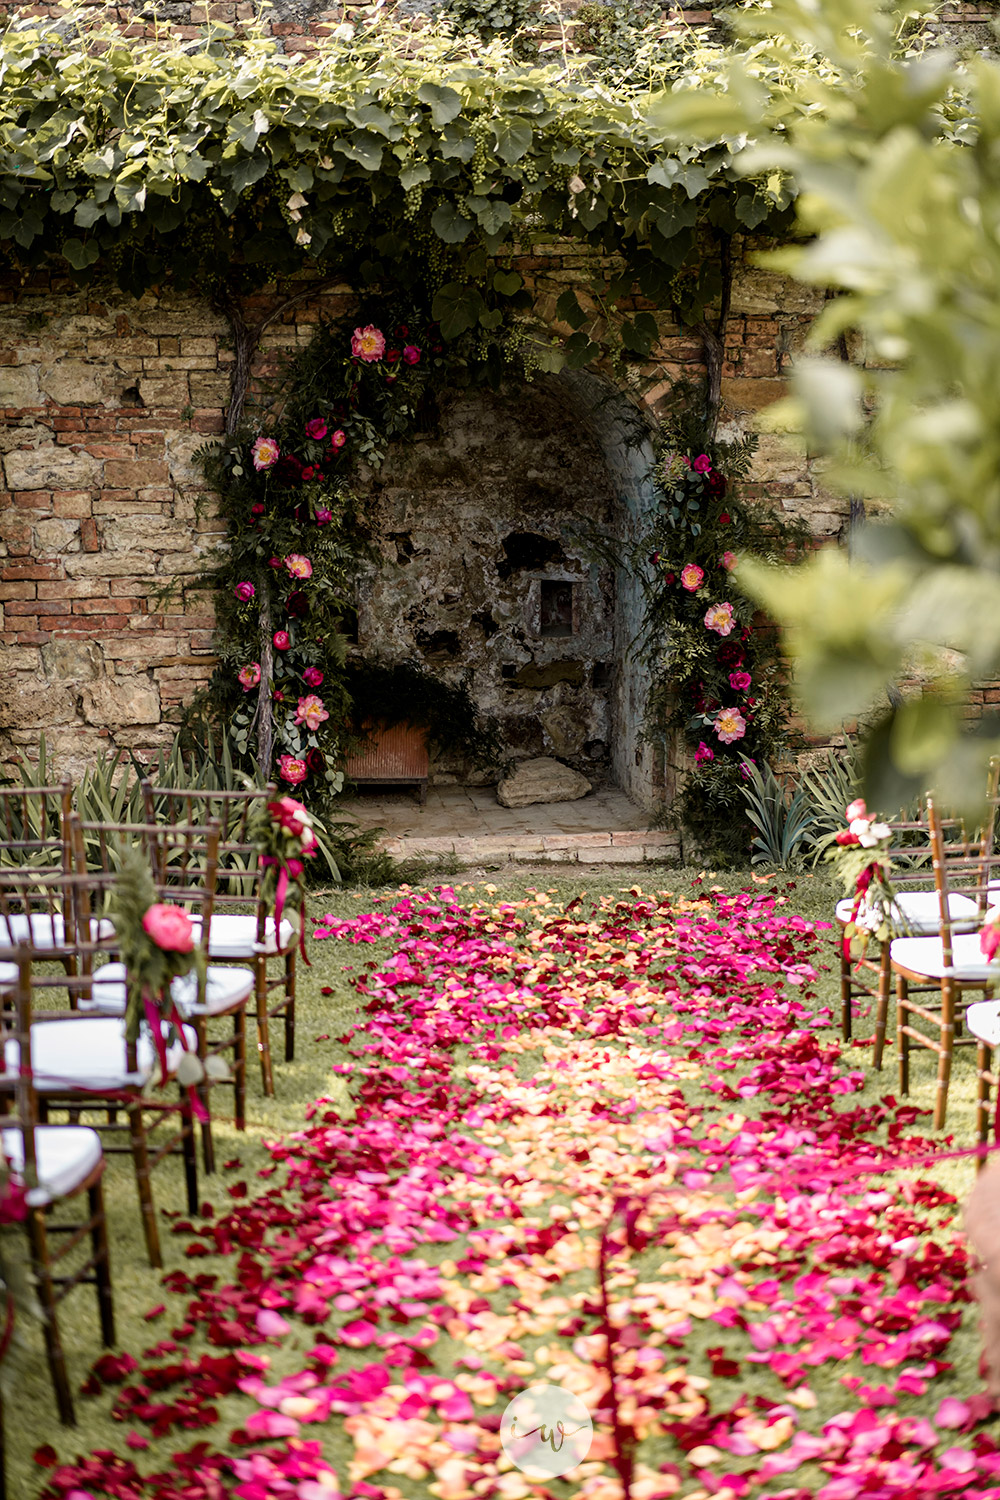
[356,375,658,799]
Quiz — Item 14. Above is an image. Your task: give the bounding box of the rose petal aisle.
[34,883,1000,1500]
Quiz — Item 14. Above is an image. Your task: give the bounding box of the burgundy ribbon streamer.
[260,854,310,966]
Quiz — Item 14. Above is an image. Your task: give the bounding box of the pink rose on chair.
[270,796,317,852]
[278,756,308,785]
[294,694,329,731]
[142,903,195,954]
[251,436,280,471]
[981,912,1000,961]
[284,554,313,580]
[846,798,868,822]
[233,581,255,603]
[238,662,261,691]
[351,325,385,362]
[704,602,736,636]
[680,564,704,592]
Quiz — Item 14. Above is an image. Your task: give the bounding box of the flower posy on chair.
[251,795,318,963]
[111,851,208,1089]
[828,798,897,959]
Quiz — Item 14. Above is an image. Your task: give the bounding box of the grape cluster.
[403,183,424,221]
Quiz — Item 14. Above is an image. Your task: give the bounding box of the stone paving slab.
[340,784,681,865]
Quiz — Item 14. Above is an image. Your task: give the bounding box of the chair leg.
[256,958,275,1098]
[840,942,852,1041]
[88,1180,115,1347]
[898,975,910,1095]
[179,1092,199,1216]
[25,1208,75,1426]
[127,1103,162,1270]
[234,1008,246,1133]
[0,1375,6,1500]
[284,949,296,1063]
[194,1018,215,1176]
[977,1040,992,1167]
[874,944,891,1070]
[933,979,955,1131]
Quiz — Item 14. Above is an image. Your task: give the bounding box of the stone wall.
[0,246,845,795]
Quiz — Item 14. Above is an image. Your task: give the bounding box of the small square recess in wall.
[539,579,574,637]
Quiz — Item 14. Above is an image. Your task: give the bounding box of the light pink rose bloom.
[294,694,329,731]
[704,601,736,636]
[142,902,194,954]
[351,325,385,362]
[330,429,347,449]
[680,563,704,592]
[278,756,308,785]
[284,554,313,580]
[845,798,868,822]
[721,550,737,572]
[714,707,747,745]
[238,663,261,691]
[251,436,280,471]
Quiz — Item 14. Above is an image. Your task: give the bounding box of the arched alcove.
[355,370,663,810]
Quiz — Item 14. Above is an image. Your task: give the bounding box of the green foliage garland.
[628,408,810,862]
[199,293,521,803]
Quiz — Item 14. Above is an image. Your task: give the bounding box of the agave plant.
[738,757,821,869]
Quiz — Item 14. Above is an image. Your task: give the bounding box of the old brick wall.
[0,245,845,784]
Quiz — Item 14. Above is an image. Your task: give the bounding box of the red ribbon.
[260,854,311,967]
[843,861,880,961]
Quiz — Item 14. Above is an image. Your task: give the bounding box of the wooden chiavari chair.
[141,783,296,1098]
[68,815,252,1174]
[890,792,1000,1130]
[0,944,115,1426]
[0,775,72,872]
[0,865,200,1269]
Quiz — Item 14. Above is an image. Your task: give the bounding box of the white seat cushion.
[1,1124,103,1206]
[190,913,294,958]
[5,1016,199,1091]
[80,963,254,1018]
[967,1000,1000,1048]
[836,891,979,934]
[0,913,114,949]
[0,960,17,990]
[891,931,1000,983]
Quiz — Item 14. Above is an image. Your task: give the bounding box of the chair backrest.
[0,947,41,1189]
[926,791,1000,965]
[0,777,73,872]
[141,783,275,929]
[0,860,90,957]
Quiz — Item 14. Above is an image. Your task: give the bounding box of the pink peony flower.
[835,829,861,846]
[303,666,324,687]
[705,601,736,636]
[294,694,329,731]
[351,325,386,362]
[305,418,328,440]
[269,795,312,836]
[981,919,1000,962]
[695,741,714,764]
[251,436,280,471]
[284,554,313,580]
[403,345,421,365]
[273,630,291,651]
[330,429,347,449]
[730,670,752,691]
[680,563,704,592]
[714,706,746,744]
[238,662,261,692]
[142,902,194,954]
[278,756,308,785]
[233,581,255,603]
[693,454,712,473]
[721,550,737,572]
[846,798,868,822]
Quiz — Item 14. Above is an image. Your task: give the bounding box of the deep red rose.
[395,324,409,337]
[268,556,282,569]
[250,503,265,516]
[286,591,310,619]
[306,747,326,773]
[719,512,731,524]
[706,471,727,498]
[664,572,676,585]
[386,348,401,363]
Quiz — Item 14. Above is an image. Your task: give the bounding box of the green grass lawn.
[5,863,991,1498]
